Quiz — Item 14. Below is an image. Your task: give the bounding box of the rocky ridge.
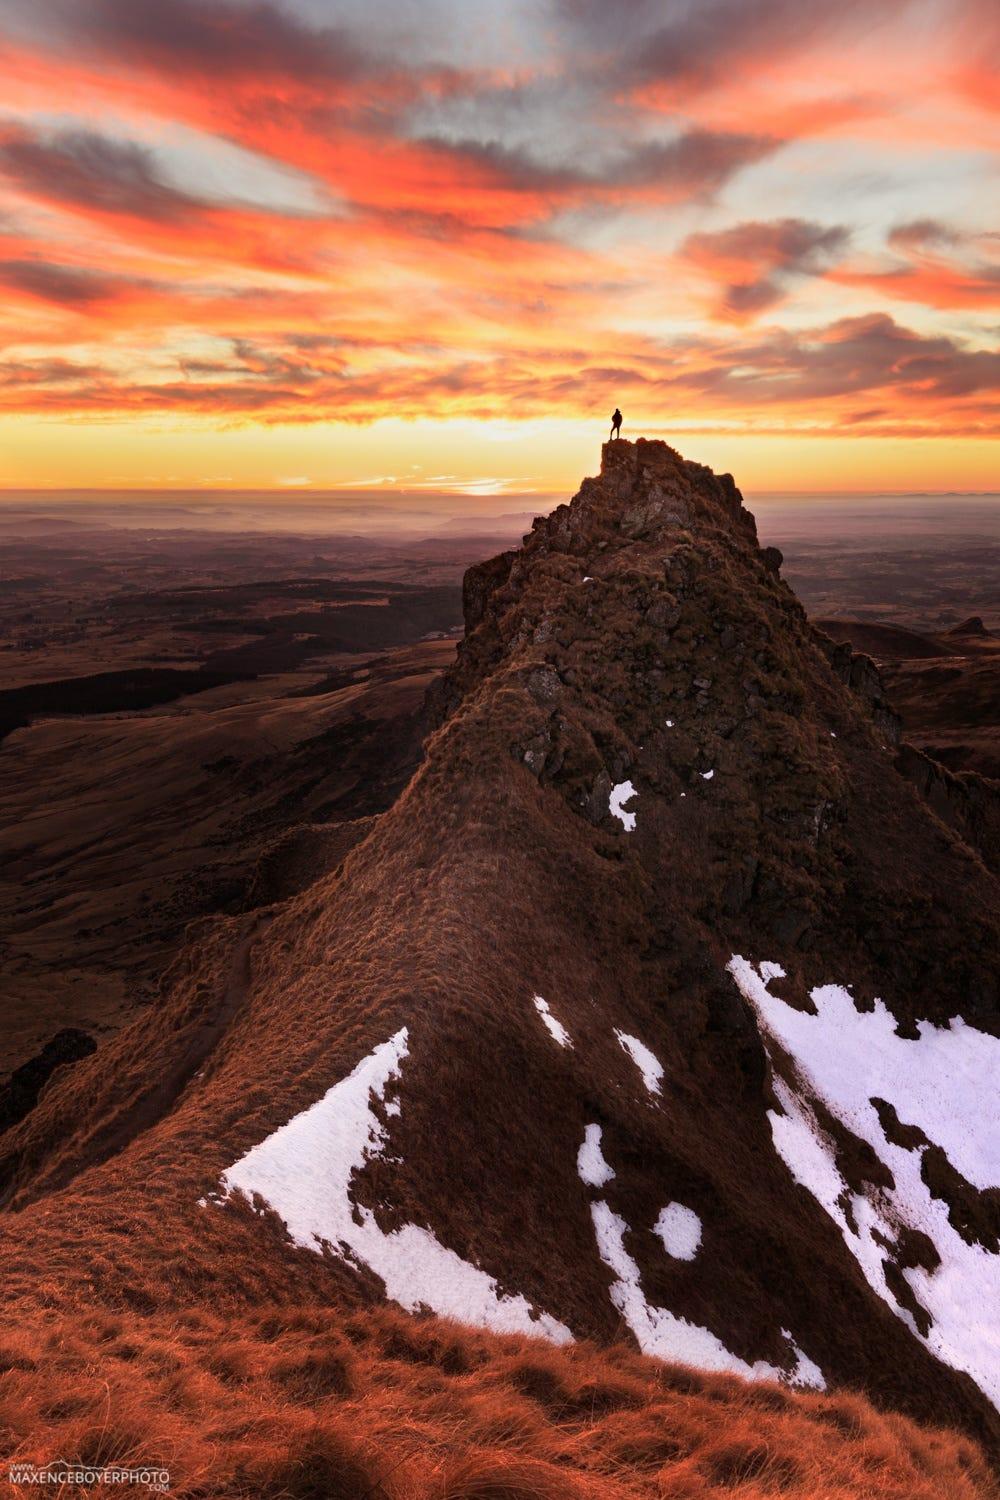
[0,440,997,1473]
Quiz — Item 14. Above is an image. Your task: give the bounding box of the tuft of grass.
[269,1344,354,1402]
[426,1450,602,1500]
[227,1421,394,1500]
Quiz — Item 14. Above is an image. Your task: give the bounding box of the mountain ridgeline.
[2,440,998,1493]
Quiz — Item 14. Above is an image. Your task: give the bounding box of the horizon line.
[1,486,999,500]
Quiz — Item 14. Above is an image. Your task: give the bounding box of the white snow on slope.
[578,1124,615,1188]
[729,955,1000,1411]
[590,1200,824,1388]
[780,1330,826,1391]
[700,769,714,781]
[219,1028,571,1345]
[534,995,572,1049]
[655,1202,702,1261]
[609,780,638,831]
[615,1029,663,1097]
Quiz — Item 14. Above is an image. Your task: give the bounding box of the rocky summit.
[1,440,998,1496]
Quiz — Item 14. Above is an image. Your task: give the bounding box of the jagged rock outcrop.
[896,743,1000,875]
[816,635,903,746]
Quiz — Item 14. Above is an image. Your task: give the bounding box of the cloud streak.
[0,124,205,221]
[0,312,994,445]
[682,218,850,319]
[17,0,371,83]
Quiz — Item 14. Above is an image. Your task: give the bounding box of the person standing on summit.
[610,407,623,440]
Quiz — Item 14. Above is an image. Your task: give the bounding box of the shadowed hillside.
[815,616,1000,779]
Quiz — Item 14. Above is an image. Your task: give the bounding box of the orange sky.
[0,0,997,494]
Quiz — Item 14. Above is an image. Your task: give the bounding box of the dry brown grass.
[0,1302,994,1500]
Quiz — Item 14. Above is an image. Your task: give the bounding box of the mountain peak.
[528,437,761,550]
[3,444,999,1467]
[440,441,785,744]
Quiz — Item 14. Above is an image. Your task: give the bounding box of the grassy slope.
[2,1302,995,1499]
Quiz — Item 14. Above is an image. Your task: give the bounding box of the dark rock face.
[815,634,902,747]
[0,1029,96,1135]
[463,549,516,633]
[895,743,1000,875]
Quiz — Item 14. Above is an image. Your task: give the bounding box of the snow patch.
[665,719,675,728]
[615,1029,663,1097]
[578,1124,615,1188]
[729,955,1000,1411]
[655,1202,702,1261]
[218,1028,571,1345]
[609,780,638,831]
[781,1329,826,1390]
[590,1200,823,1388]
[700,769,714,781]
[534,995,572,1049]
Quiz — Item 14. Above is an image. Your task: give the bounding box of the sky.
[0,0,997,496]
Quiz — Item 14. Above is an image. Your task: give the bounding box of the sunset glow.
[0,0,997,493]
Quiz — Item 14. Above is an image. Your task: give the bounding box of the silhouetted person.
[610,408,623,440]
